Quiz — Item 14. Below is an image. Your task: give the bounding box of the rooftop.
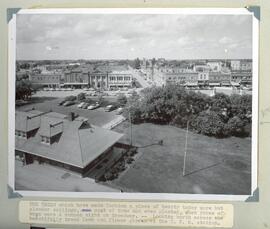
[15,110,123,168]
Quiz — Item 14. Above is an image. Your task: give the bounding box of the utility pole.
[182,120,189,176]
[129,103,133,147]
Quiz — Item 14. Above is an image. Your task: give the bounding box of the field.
[109,122,251,194]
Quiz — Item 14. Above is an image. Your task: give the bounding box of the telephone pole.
[182,120,189,176]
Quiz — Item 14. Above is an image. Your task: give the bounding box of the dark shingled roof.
[15,111,123,168]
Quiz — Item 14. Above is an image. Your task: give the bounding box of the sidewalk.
[102,115,126,130]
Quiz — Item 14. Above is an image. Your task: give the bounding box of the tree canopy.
[123,85,252,138]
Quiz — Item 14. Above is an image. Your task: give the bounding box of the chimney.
[68,112,76,121]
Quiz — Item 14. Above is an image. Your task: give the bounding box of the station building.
[15,110,124,177]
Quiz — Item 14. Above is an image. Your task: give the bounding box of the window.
[41,135,50,145]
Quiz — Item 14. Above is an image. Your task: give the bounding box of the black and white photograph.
[9,8,258,200]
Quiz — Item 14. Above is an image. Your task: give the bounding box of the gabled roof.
[15,111,123,168]
[15,110,44,132]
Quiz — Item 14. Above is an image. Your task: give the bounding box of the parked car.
[81,103,90,109]
[63,101,75,106]
[116,107,123,115]
[104,104,117,112]
[77,102,85,108]
[87,102,100,110]
[58,100,65,106]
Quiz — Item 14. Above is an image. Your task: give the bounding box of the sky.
[16,14,253,60]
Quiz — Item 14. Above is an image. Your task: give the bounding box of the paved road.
[129,66,151,88]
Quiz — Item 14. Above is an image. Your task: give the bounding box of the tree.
[64,95,76,101]
[98,94,105,105]
[224,116,247,137]
[134,58,141,69]
[16,79,34,100]
[230,94,252,120]
[117,94,127,106]
[77,92,86,101]
[192,111,225,137]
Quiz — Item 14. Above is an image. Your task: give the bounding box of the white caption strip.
[19,201,233,228]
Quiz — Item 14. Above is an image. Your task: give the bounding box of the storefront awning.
[221,82,231,86]
[185,82,198,86]
[209,83,220,86]
[231,82,240,86]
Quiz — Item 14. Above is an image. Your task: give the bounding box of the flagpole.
[182,120,189,176]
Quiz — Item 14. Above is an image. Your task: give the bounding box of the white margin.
[8,8,259,201]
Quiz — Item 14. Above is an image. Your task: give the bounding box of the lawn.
[109,122,251,195]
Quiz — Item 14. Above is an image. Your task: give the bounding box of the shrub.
[225,116,247,137]
[77,92,86,101]
[117,94,127,106]
[193,111,225,137]
[64,95,76,101]
[84,98,93,104]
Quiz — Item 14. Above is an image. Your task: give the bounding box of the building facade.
[63,68,133,89]
[29,73,62,88]
[208,72,231,87]
[108,71,133,89]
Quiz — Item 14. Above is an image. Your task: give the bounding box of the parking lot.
[16,96,123,127]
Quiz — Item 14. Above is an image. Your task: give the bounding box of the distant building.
[207,61,222,72]
[108,71,133,89]
[64,68,133,89]
[208,72,231,87]
[29,73,62,88]
[198,72,209,86]
[193,65,210,73]
[64,68,89,88]
[164,71,198,86]
[231,71,252,85]
[231,60,252,71]
[240,60,252,71]
[15,110,123,177]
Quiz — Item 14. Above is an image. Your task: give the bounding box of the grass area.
[110,122,251,194]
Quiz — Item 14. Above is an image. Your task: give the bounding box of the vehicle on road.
[104,104,117,112]
[63,101,75,107]
[58,100,65,106]
[81,103,90,109]
[77,102,86,108]
[116,107,123,114]
[87,102,100,110]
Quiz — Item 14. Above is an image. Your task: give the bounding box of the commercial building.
[29,73,62,88]
[15,110,123,177]
[207,61,222,72]
[230,60,252,71]
[64,68,89,88]
[108,71,133,89]
[164,71,198,86]
[198,72,209,86]
[208,72,232,87]
[63,67,133,90]
[231,71,252,85]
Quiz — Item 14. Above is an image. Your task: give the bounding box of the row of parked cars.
[43,87,74,91]
[58,100,123,114]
